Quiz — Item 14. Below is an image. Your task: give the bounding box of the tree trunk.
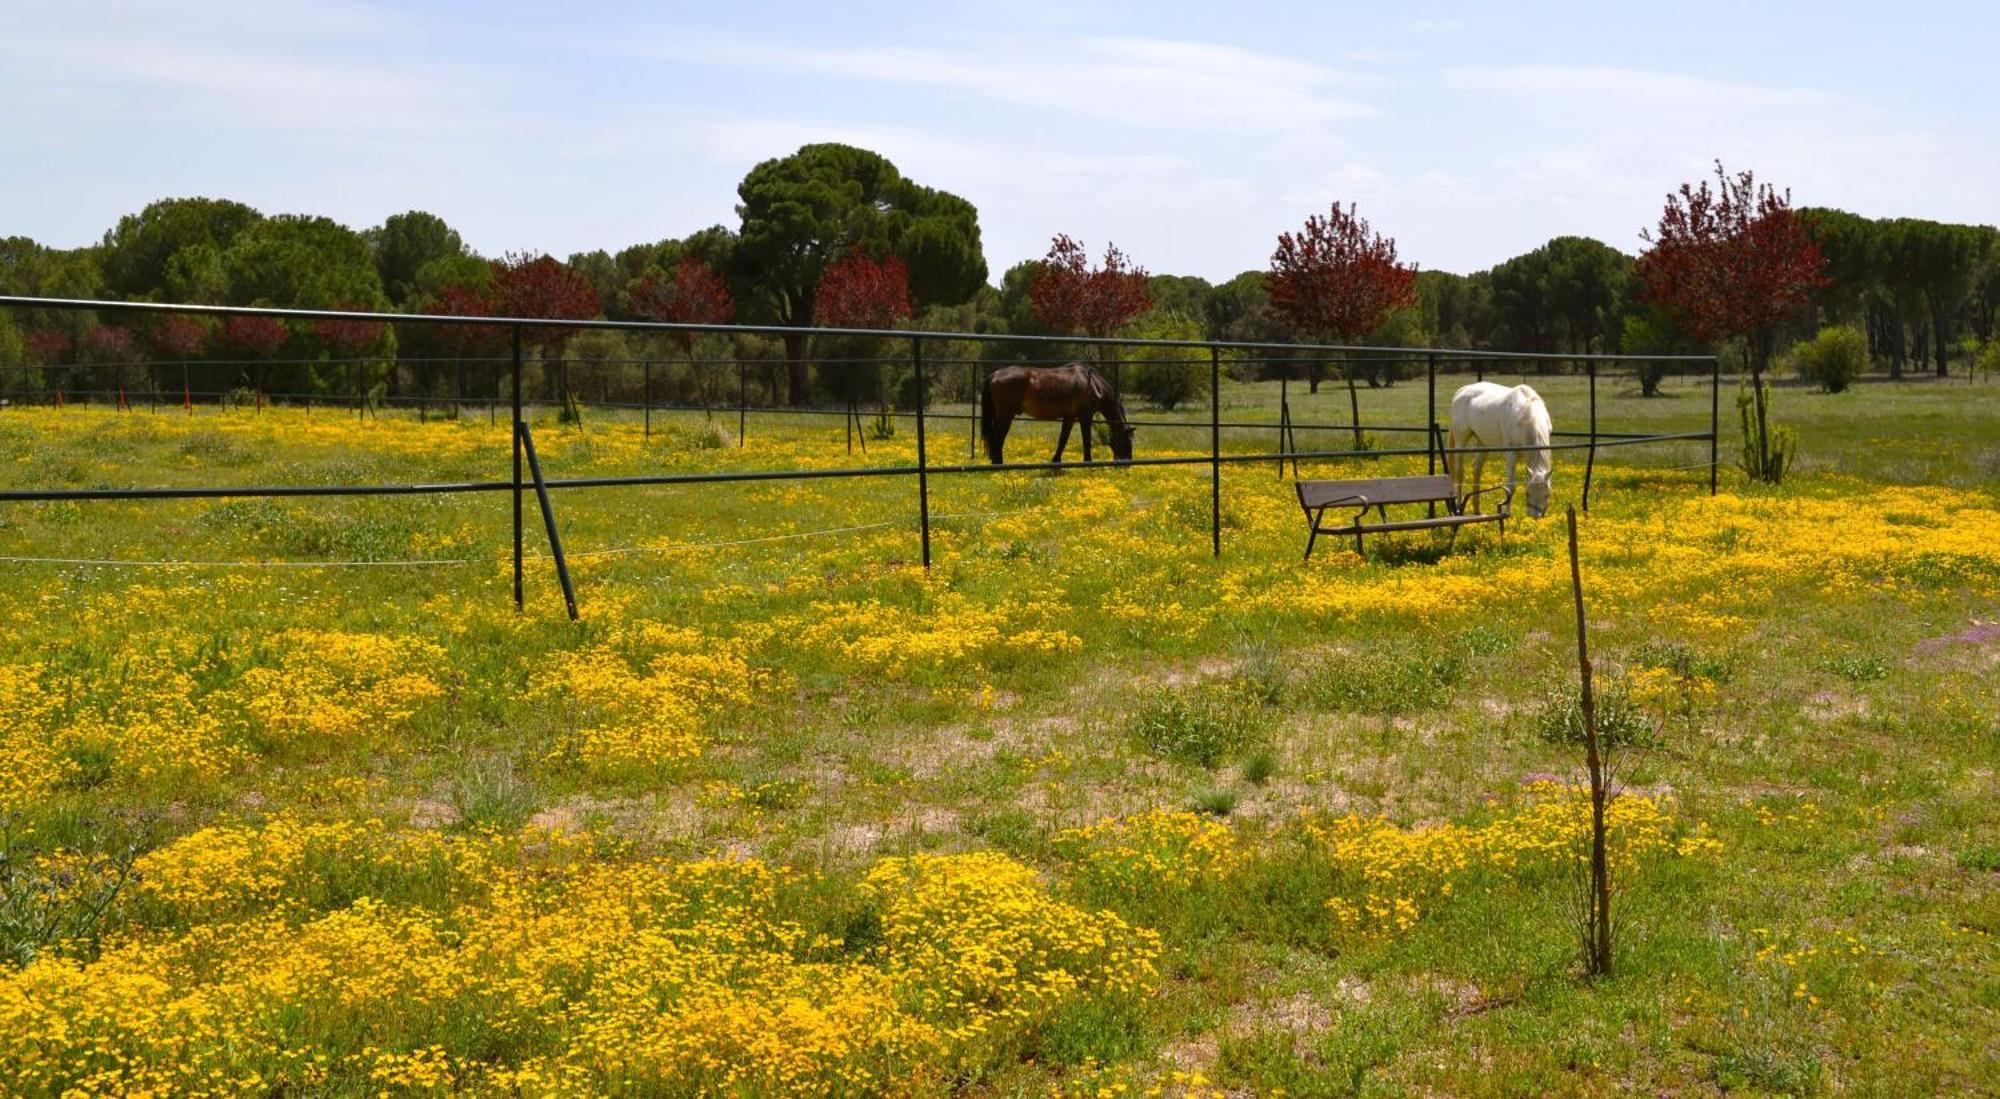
[783,329,810,406]
[1932,303,1950,377]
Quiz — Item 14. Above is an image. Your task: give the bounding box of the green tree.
[367,212,466,307]
[1146,274,1212,321]
[1619,305,1698,396]
[1542,237,1630,353]
[1486,237,1629,355]
[732,143,985,403]
[0,236,53,296]
[100,197,262,299]
[1123,309,1207,410]
[1205,270,1290,379]
[1798,207,1881,327]
[223,215,385,309]
[1414,269,1489,351]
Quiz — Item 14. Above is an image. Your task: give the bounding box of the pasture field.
[0,374,1996,1096]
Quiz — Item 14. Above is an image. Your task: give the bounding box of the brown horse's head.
[1110,421,1135,460]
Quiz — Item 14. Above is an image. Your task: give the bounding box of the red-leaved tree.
[1636,162,1825,481]
[221,315,289,359]
[630,257,735,357]
[813,250,914,414]
[220,315,290,397]
[313,304,387,359]
[25,330,72,365]
[814,250,913,331]
[78,325,138,363]
[1029,235,1153,353]
[492,253,601,405]
[490,252,601,350]
[1266,201,1417,391]
[151,315,208,360]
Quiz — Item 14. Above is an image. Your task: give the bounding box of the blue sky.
[6,0,1995,279]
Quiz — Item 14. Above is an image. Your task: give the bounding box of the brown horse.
[981,363,1135,464]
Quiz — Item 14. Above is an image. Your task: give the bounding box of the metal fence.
[0,295,1720,619]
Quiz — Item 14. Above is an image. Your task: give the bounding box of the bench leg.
[1303,507,1323,561]
[1354,518,1365,557]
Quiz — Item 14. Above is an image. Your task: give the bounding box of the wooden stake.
[1567,504,1613,977]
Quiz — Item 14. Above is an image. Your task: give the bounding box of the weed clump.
[1128,685,1271,769]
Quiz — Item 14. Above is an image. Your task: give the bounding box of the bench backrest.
[1296,475,1455,510]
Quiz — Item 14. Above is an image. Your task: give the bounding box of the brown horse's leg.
[1052,418,1073,463]
[987,407,1011,464]
[1081,411,1093,462]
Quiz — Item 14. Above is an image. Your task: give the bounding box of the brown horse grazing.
[981,363,1135,465]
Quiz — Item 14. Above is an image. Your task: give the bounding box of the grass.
[0,372,1996,1095]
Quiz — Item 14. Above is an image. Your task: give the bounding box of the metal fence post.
[1709,356,1720,495]
[1582,360,1599,512]
[1210,345,1221,558]
[737,360,746,448]
[1276,374,1287,479]
[643,360,652,439]
[1426,353,1438,477]
[1426,353,1438,518]
[913,336,932,568]
[969,360,979,461]
[512,326,524,611]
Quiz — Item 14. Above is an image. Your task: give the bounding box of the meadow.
[0,369,1996,1096]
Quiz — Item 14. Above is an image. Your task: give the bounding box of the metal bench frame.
[1296,474,1510,560]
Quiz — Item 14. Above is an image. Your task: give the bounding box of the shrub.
[1533,674,1660,750]
[1133,358,1202,410]
[1791,325,1867,393]
[1737,379,1795,484]
[1128,685,1269,769]
[446,755,536,832]
[1977,338,2000,382]
[1302,641,1466,714]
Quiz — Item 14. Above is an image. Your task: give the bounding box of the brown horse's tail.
[980,369,1005,464]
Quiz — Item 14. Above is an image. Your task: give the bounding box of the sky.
[5,0,1996,280]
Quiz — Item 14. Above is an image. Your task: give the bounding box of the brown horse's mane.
[1082,363,1130,428]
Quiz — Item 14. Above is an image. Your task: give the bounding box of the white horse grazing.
[1447,382,1553,518]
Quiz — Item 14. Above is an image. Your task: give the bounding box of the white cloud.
[1445,64,1832,108]
[663,32,1375,134]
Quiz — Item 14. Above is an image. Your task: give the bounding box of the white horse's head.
[1524,467,1552,518]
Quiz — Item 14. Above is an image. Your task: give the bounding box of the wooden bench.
[1296,474,1507,560]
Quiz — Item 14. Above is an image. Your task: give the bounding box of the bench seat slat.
[1296,475,1456,509]
[1311,513,1501,535]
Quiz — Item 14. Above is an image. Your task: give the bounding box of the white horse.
[1447,382,1553,518]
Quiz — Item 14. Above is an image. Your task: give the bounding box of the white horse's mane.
[1511,387,1553,477]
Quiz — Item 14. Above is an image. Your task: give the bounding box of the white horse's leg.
[1471,449,1487,515]
[1506,450,1519,512]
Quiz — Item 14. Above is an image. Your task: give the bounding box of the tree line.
[2,142,1995,411]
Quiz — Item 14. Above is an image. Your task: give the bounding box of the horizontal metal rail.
[0,431,1712,504]
[5,389,1707,442]
[0,295,1721,363]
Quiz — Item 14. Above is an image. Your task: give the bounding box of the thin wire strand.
[0,554,471,569]
[540,506,1037,562]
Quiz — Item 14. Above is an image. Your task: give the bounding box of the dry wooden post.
[1567,503,1613,977]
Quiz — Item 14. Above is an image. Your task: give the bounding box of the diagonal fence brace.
[515,421,580,621]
